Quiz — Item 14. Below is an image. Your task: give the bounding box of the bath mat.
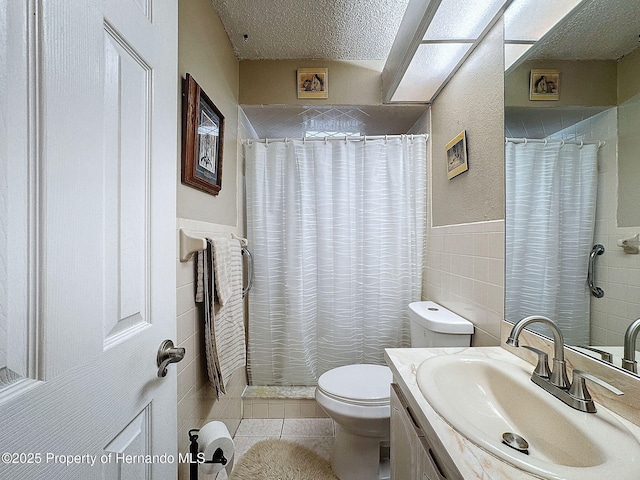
[229,439,339,480]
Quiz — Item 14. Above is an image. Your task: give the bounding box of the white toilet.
[315,301,474,480]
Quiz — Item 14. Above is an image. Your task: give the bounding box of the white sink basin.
[416,353,640,479]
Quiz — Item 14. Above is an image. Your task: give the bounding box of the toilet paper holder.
[188,429,228,480]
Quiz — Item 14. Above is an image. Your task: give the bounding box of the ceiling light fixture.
[383,0,587,103]
[383,0,510,103]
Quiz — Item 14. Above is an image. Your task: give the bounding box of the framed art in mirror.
[529,69,559,101]
[181,73,224,196]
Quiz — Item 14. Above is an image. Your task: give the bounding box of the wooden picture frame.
[181,73,224,196]
[446,130,468,180]
[529,69,560,101]
[297,68,328,99]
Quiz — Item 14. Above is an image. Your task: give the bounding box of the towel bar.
[241,246,254,298]
[180,229,207,262]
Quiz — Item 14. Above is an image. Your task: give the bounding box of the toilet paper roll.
[197,421,235,474]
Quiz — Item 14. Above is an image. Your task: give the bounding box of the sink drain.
[502,432,529,455]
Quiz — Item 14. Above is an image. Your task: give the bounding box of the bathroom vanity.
[385,347,640,480]
[390,383,461,480]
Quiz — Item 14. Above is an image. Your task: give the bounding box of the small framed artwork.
[181,73,224,196]
[529,69,560,101]
[445,130,468,180]
[297,68,328,99]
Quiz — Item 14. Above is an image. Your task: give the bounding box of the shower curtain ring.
[560,139,565,147]
[579,140,584,149]
[544,139,548,146]
[523,138,527,145]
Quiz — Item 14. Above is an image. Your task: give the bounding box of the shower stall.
[244,134,427,386]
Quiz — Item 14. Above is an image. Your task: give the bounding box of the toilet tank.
[408,301,474,347]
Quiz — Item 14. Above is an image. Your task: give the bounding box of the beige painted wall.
[178,0,240,226]
[430,20,505,226]
[505,60,617,108]
[176,2,245,478]
[239,59,385,105]
[617,47,640,104]
[422,20,505,347]
[617,48,640,227]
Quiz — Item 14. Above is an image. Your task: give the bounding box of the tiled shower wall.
[548,108,640,346]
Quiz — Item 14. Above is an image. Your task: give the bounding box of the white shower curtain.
[505,141,598,345]
[245,137,426,385]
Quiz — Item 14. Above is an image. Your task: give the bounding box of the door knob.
[157,339,185,377]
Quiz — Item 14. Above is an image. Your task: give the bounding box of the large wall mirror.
[504,0,640,375]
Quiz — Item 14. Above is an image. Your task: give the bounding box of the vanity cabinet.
[390,383,461,480]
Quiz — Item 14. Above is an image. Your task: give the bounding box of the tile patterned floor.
[216,418,335,480]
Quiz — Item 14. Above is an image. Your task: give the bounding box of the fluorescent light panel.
[504,0,585,41]
[391,43,472,102]
[424,0,508,40]
[391,0,509,102]
[504,44,533,71]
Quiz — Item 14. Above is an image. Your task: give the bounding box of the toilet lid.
[317,364,392,405]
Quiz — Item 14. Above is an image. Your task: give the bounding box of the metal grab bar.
[241,246,254,298]
[588,244,605,298]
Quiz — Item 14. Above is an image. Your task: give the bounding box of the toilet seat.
[317,364,392,406]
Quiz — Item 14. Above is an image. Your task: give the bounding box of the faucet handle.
[569,370,624,403]
[522,345,551,378]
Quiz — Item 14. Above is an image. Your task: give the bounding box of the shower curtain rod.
[506,137,605,148]
[245,134,428,145]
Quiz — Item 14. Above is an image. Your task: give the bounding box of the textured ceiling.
[528,0,640,61]
[210,0,411,60]
[213,0,639,137]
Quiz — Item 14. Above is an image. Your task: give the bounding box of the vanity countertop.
[384,346,640,480]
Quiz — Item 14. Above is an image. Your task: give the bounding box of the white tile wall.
[176,218,247,480]
[424,220,505,346]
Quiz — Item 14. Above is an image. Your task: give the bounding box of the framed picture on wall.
[529,69,560,101]
[181,73,225,196]
[445,130,468,180]
[297,68,328,99]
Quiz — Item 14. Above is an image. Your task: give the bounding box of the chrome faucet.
[506,315,570,388]
[622,318,640,374]
[506,315,623,413]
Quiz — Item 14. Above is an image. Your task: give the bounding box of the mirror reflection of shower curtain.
[506,141,598,345]
[245,137,426,385]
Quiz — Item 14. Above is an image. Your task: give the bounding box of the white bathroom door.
[0,0,179,479]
